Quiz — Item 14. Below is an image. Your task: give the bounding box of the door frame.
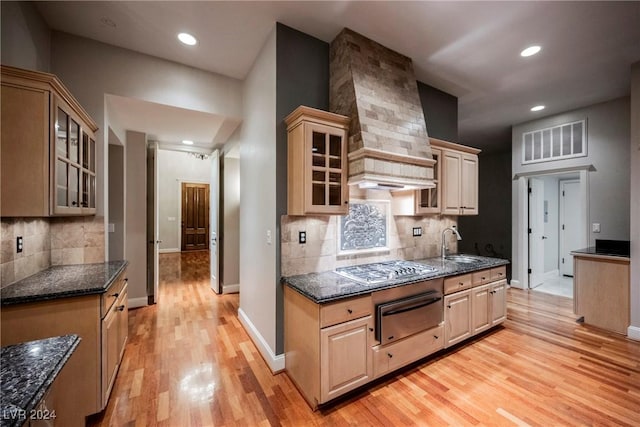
[180,182,210,252]
[528,178,545,289]
[177,179,210,252]
[513,167,590,289]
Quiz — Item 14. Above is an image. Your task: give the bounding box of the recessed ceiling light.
[178,33,197,46]
[520,45,541,57]
[530,105,545,112]
[182,140,194,145]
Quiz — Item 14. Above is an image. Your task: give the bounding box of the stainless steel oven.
[376,289,442,345]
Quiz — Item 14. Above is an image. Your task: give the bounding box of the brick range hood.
[330,28,436,190]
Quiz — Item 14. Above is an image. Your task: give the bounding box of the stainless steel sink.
[445,255,482,264]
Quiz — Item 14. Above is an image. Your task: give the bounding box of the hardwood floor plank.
[88,252,640,426]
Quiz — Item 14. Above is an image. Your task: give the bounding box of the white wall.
[238,28,281,371]
[157,150,211,252]
[0,2,50,72]
[630,62,640,340]
[542,176,560,273]
[512,97,631,288]
[125,131,148,303]
[223,157,240,287]
[49,32,243,263]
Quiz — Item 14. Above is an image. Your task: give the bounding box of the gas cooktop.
[334,260,436,285]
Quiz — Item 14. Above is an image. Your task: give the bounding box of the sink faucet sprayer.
[441,226,462,259]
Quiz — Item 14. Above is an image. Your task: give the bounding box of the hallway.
[89,252,640,426]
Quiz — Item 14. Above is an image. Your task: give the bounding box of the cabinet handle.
[459,282,464,286]
[498,273,503,276]
[387,353,393,359]
[434,335,439,339]
[347,308,353,314]
[124,278,128,282]
[117,305,125,311]
[369,328,374,332]
[72,201,78,206]
[344,200,349,204]
[110,292,119,298]
[447,305,451,309]
[481,277,486,280]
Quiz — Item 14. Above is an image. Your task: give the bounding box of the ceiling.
[36,1,640,152]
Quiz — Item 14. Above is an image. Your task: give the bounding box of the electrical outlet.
[266,229,272,245]
[412,227,422,237]
[16,236,23,253]
[299,231,306,244]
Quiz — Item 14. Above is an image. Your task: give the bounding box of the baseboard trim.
[510,279,524,289]
[223,284,240,294]
[238,308,285,373]
[159,248,180,254]
[628,326,640,341]
[543,269,560,280]
[128,297,148,309]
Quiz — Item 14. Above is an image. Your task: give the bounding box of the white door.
[146,141,160,304]
[210,150,220,293]
[560,180,581,276]
[528,178,545,289]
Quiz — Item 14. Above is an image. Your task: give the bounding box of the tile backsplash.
[1,216,105,287]
[281,189,457,276]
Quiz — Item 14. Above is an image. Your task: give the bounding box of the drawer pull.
[498,272,503,276]
[387,353,393,359]
[434,335,439,340]
[369,328,374,332]
[124,278,128,282]
[447,305,452,309]
[110,292,119,298]
[347,308,353,314]
[481,277,486,280]
[116,305,126,311]
[459,282,464,286]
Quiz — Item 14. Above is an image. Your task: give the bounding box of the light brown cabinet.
[391,138,479,216]
[285,106,350,215]
[320,315,373,403]
[0,267,128,427]
[1,65,98,217]
[445,265,507,347]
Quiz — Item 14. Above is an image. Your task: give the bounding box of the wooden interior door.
[181,183,210,251]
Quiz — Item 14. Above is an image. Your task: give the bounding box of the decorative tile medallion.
[339,200,389,253]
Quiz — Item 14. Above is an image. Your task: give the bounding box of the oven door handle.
[381,296,442,316]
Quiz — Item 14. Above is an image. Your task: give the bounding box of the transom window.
[522,120,587,164]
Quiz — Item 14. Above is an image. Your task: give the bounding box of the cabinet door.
[415,148,441,214]
[490,280,507,326]
[444,290,472,347]
[305,122,348,215]
[320,315,372,403]
[441,150,462,215]
[471,284,491,335]
[460,153,478,215]
[81,131,97,211]
[101,304,119,405]
[116,285,128,360]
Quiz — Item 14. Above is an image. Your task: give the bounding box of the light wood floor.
[89,251,640,426]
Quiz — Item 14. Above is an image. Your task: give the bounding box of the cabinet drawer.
[372,324,444,378]
[490,266,506,281]
[101,270,127,318]
[320,295,372,328]
[444,274,472,295]
[472,269,491,286]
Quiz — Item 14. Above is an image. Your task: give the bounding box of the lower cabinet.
[0,267,129,427]
[444,290,472,346]
[372,324,443,378]
[320,316,372,403]
[445,268,507,348]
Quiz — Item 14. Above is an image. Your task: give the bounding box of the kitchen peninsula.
[282,255,509,409]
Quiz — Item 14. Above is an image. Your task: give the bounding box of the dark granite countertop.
[571,247,631,259]
[0,260,128,305]
[282,255,509,303]
[1,335,80,427]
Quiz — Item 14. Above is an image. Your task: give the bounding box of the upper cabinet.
[1,65,99,217]
[391,138,480,216]
[285,106,350,215]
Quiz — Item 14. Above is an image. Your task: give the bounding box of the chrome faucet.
[441,226,462,259]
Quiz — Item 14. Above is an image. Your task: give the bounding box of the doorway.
[181,182,210,251]
[526,172,585,298]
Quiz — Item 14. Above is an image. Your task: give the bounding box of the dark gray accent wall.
[418,82,458,142]
[275,23,329,354]
[458,149,512,279]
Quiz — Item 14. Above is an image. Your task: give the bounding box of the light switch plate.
[592,223,601,233]
[266,229,272,245]
[16,236,23,253]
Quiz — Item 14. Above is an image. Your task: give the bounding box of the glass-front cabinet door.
[305,122,348,215]
[53,96,96,215]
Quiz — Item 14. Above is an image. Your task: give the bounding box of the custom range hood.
[330,28,435,190]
